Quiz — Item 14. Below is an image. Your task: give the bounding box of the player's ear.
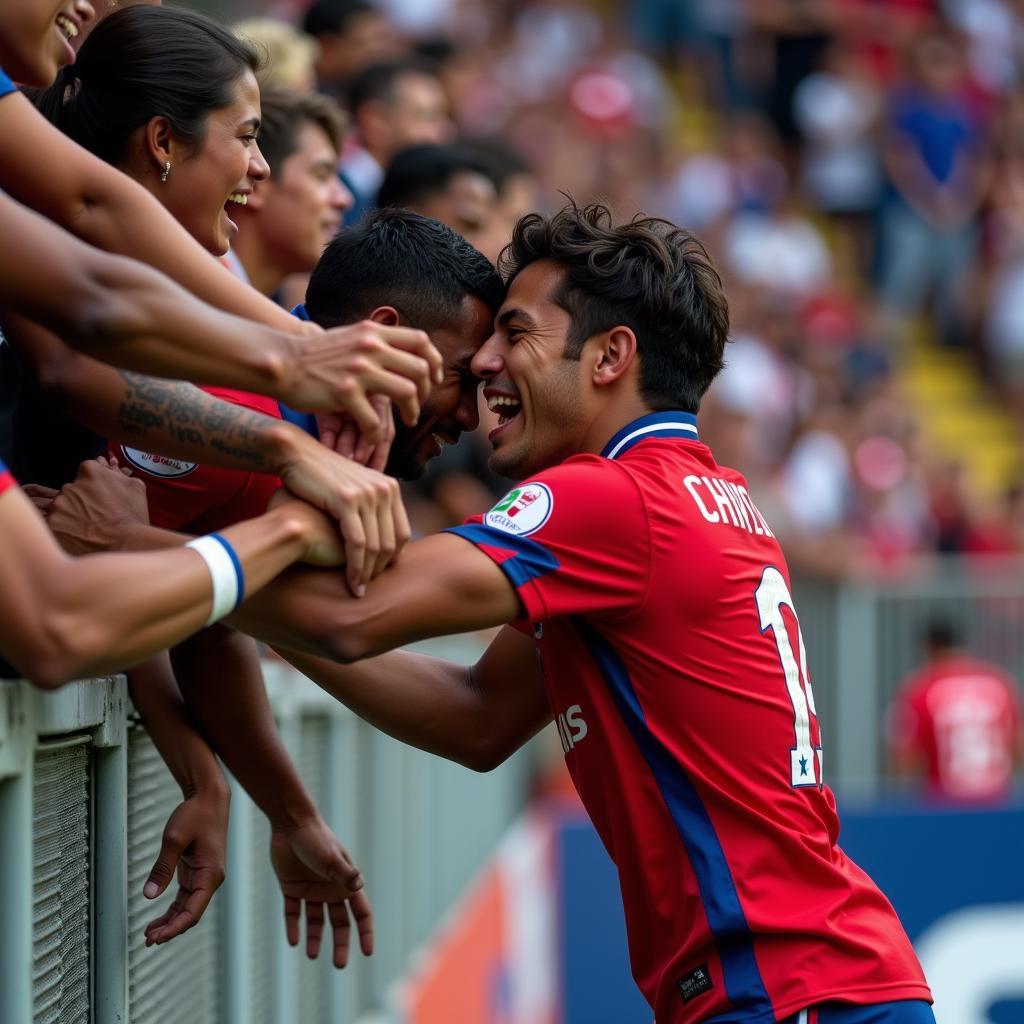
[367,306,401,327]
[591,325,637,388]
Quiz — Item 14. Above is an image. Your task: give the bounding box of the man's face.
[414,171,498,256]
[471,259,587,480]
[317,10,398,85]
[386,295,494,480]
[256,122,351,275]
[375,72,453,162]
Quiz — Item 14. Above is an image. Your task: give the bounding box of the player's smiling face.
[472,259,589,479]
[385,295,493,480]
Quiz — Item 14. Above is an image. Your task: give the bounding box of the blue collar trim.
[290,303,311,321]
[600,411,699,460]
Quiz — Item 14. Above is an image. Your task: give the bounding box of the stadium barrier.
[0,635,531,1024]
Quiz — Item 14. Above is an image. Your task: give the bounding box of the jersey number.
[755,567,823,787]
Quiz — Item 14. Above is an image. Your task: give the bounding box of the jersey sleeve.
[0,67,15,100]
[115,388,282,532]
[445,458,650,622]
[0,458,16,497]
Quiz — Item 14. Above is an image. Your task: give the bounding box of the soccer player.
[223,203,934,1023]
[887,618,1023,803]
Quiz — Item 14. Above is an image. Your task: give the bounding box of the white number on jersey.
[755,567,823,787]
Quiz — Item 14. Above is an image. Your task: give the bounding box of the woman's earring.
[160,161,171,183]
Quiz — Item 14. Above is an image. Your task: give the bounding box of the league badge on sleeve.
[484,483,553,536]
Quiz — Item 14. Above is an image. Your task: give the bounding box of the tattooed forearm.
[117,370,273,469]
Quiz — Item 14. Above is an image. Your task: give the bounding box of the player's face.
[157,69,268,257]
[0,0,95,87]
[386,295,493,480]
[472,259,588,479]
[253,122,351,276]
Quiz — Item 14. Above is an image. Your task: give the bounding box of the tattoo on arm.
[117,371,272,468]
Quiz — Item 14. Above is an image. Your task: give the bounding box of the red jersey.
[113,387,282,532]
[449,412,930,1023]
[0,458,16,497]
[888,653,1022,802]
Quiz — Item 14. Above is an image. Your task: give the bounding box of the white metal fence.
[0,636,530,1024]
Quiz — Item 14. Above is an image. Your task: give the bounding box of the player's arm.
[228,533,522,663]
[170,627,372,964]
[0,184,440,420]
[0,480,341,688]
[126,654,231,946]
[278,626,551,772]
[8,321,410,565]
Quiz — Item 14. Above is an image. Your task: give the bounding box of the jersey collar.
[601,411,699,460]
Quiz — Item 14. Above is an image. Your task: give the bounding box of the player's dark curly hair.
[306,208,505,329]
[499,202,730,413]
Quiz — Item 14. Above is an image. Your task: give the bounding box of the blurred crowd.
[239,0,1024,577]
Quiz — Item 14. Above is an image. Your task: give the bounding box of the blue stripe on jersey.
[445,523,559,588]
[0,66,14,99]
[0,457,7,473]
[601,411,699,460]
[572,616,774,1020]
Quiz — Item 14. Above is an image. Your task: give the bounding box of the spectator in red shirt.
[887,619,1023,802]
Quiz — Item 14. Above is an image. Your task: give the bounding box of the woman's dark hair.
[37,5,260,165]
[500,202,730,412]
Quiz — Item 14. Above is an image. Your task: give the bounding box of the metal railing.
[0,635,531,1024]
[794,555,1024,796]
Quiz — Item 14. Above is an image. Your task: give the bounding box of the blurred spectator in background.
[792,39,883,278]
[229,86,351,296]
[464,136,539,263]
[233,16,318,92]
[339,58,453,223]
[377,143,497,260]
[117,0,1023,573]
[878,29,991,344]
[887,618,1023,802]
[302,0,399,100]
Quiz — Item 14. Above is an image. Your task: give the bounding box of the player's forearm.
[1,494,313,686]
[127,653,229,799]
[280,648,491,768]
[0,193,295,394]
[229,535,520,664]
[5,319,292,474]
[76,256,300,397]
[171,629,319,830]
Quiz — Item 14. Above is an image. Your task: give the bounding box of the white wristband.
[185,533,244,625]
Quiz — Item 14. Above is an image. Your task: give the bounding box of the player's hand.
[269,820,374,968]
[141,783,230,946]
[316,393,396,472]
[285,321,442,431]
[21,483,58,517]
[267,491,346,568]
[48,456,149,555]
[273,433,411,594]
